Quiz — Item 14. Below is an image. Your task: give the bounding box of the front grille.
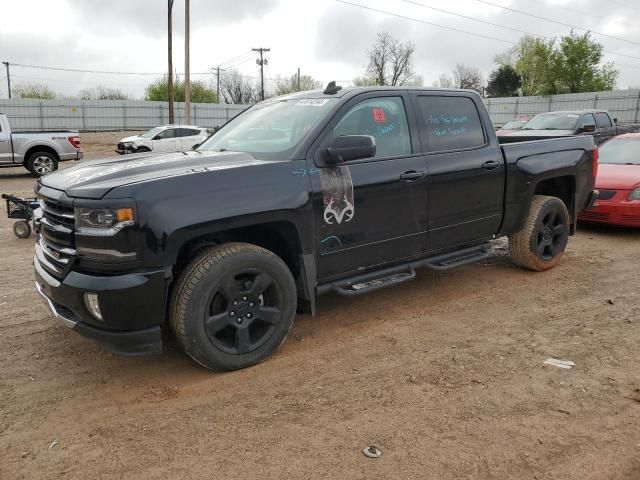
[40,199,75,229]
[36,197,76,279]
[598,190,617,201]
[579,211,610,221]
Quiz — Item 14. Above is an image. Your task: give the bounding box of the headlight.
[75,207,135,236]
[629,187,640,201]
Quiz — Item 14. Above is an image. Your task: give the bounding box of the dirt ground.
[1,133,639,480]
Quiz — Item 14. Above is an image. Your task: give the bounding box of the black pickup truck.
[33,85,598,371]
[498,110,639,145]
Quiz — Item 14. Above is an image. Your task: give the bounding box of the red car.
[579,133,640,227]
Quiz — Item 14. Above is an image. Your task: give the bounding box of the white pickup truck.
[0,113,83,176]
[116,125,209,154]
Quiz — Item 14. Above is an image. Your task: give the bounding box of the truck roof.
[272,85,482,101]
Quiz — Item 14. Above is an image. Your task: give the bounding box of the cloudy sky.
[1,0,639,99]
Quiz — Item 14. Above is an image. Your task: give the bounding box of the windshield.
[502,120,526,130]
[198,98,338,159]
[140,127,165,139]
[522,113,579,130]
[599,138,640,165]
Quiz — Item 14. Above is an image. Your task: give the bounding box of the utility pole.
[184,0,191,124]
[2,62,10,99]
[252,47,270,101]
[297,67,301,91]
[167,0,175,123]
[216,66,223,102]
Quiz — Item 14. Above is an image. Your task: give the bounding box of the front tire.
[26,151,58,177]
[508,195,570,271]
[170,243,297,371]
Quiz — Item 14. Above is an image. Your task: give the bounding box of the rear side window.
[595,112,612,127]
[416,96,485,152]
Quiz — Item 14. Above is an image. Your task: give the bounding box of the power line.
[524,0,635,29]
[335,0,515,44]
[395,0,640,63]
[336,0,640,71]
[605,0,640,14]
[8,62,213,76]
[474,0,640,48]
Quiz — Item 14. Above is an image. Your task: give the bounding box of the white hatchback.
[116,125,209,154]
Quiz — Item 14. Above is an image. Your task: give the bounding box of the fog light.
[84,293,103,321]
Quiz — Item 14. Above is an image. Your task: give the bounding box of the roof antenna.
[323,81,342,95]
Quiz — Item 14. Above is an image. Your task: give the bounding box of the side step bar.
[318,243,491,296]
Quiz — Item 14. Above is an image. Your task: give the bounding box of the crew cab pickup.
[32,85,597,371]
[0,113,83,176]
[499,109,639,145]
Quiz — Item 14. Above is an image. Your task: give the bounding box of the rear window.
[416,96,485,152]
[180,128,201,137]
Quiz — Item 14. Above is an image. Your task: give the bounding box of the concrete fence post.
[123,103,127,130]
[81,103,86,130]
[39,102,44,130]
[634,92,640,123]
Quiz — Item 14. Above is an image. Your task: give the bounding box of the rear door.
[410,92,504,251]
[152,128,180,152]
[179,128,203,151]
[595,112,616,144]
[310,92,429,279]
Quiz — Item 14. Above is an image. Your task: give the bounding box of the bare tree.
[274,73,322,96]
[433,73,455,88]
[219,69,259,104]
[452,64,484,92]
[78,86,129,100]
[365,32,418,86]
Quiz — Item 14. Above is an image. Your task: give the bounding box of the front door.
[310,93,429,280]
[152,128,180,152]
[410,92,505,251]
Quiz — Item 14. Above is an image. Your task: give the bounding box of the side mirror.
[581,124,596,133]
[192,143,201,150]
[324,135,376,164]
[613,117,618,124]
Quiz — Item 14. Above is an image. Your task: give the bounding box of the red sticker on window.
[372,108,386,123]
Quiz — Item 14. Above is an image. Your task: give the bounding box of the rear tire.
[13,220,31,239]
[170,242,297,371]
[508,195,570,271]
[26,151,58,177]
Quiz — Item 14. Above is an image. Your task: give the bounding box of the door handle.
[482,160,501,170]
[400,170,426,181]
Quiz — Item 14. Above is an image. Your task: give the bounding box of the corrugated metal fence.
[3,89,640,131]
[0,99,247,131]
[483,89,640,126]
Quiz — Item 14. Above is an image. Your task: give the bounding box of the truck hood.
[596,163,640,189]
[39,150,270,199]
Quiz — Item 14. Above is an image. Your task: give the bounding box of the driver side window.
[578,114,596,128]
[332,97,411,159]
[155,129,177,140]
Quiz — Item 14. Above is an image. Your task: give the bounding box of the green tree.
[514,35,558,96]
[486,64,522,97]
[13,83,57,99]
[145,76,218,103]
[509,32,618,96]
[78,86,129,100]
[553,31,618,93]
[274,73,322,96]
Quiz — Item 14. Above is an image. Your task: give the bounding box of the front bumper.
[34,256,167,355]
[578,200,640,227]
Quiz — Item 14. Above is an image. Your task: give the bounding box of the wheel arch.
[23,144,60,165]
[533,175,576,233]
[170,220,316,314]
